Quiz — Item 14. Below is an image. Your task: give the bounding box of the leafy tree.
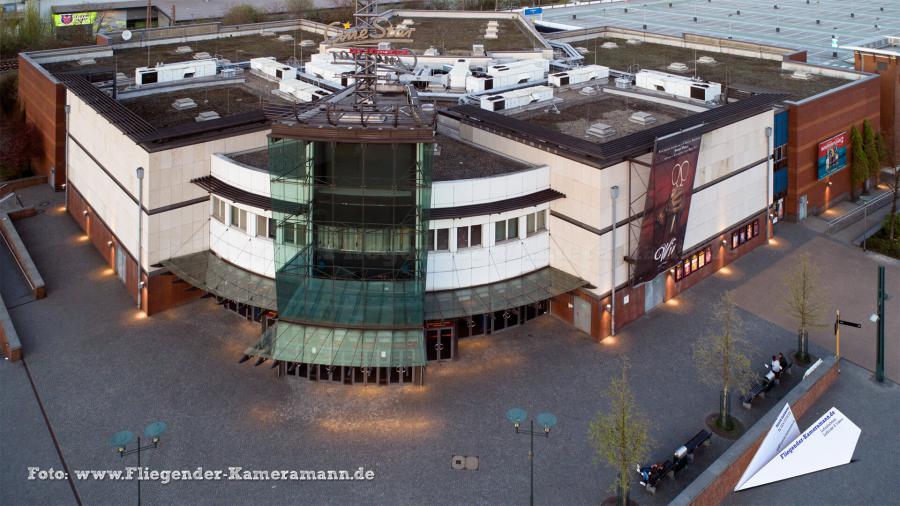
[849,126,868,200]
[783,254,827,363]
[223,4,265,25]
[863,120,880,181]
[692,292,757,430]
[588,358,651,506]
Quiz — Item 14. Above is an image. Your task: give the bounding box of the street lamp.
[136,167,145,311]
[109,421,167,506]
[506,408,557,506]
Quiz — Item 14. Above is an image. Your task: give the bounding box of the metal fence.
[825,190,895,235]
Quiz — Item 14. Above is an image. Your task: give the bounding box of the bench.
[741,381,769,409]
[640,430,713,494]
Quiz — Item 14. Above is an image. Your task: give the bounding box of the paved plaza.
[1,185,897,505]
[538,0,900,66]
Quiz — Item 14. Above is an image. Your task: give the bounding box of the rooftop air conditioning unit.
[580,86,598,96]
[667,62,690,72]
[791,70,812,80]
[697,56,716,64]
[300,39,316,47]
[278,34,294,42]
[601,42,619,49]
[172,98,197,110]
[614,76,632,88]
[193,52,212,60]
[195,111,221,122]
[485,32,498,40]
[425,46,440,56]
[175,46,192,54]
[575,47,589,54]
[487,20,499,27]
[629,111,657,125]
[586,122,616,139]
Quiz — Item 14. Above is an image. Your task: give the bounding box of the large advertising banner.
[53,12,97,27]
[633,130,703,285]
[817,131,848,180]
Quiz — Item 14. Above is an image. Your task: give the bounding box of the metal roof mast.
[352,0,380,109]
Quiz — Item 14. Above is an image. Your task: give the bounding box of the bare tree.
[284,0,314,19]
[692,292,757,431]
[588,358,651,506]
[783,254,827,363]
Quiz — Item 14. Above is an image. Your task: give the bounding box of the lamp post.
[610,186,619,336]
[109,421,167,506]
[136,167,144,310]
[874,265,886,383]
[506,408,557,506]
[765,126,773,240]
[64,104,71,208]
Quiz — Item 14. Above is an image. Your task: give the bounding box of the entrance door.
[115,245,126,284]
[644,271,666,312]
[573,297,591,335]
[798,194,808,221]
[426,327,453,361]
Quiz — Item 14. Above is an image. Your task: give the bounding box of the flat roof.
[433,136,533,181]
[539,0,900,67]
[42,30,324,77]
[512,88,694,143]
[119,83,274,129]
[384,15,545,55]
[574,37,852,100]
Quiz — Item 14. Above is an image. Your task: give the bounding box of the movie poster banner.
[633,131,703,285]
[816,131,847,180]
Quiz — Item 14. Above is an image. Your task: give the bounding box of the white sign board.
[735,406,860,491]
[736,403,800,490]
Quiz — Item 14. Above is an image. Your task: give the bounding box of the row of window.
[428,210,547,252]
[674,246,713,282]
[213,196,277,240]
[731,219,760,250]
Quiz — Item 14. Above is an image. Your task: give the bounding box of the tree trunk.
[616,475,629,506]
[797,329,809,362]
[719,388,732,430]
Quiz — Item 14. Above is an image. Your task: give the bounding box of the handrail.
[826,190,894,234]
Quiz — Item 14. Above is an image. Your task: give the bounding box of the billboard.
[53,12,97,27]
[633,130,703,285]
[817,131,847,180]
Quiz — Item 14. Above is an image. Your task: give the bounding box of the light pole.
[64,104,71,207]
[873,265,886,383]
[765,126,773,240]
[136,167,144,310]
[109,421,167,506]
[506,408,557,506]
[610,185,619,336]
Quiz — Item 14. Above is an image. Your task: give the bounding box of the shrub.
[223,4,265,25]
[863,120,880,179]
[0,73,18,114]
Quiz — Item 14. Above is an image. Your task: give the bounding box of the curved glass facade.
[268,137,432,369]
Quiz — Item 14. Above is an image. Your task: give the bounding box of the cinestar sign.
[734,404,861,491]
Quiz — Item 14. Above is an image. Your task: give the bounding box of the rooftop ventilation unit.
[579,86,598,96]
[614,76,632,88]
[627,39,642,45]
[586,122,616,139]
[549,64,609,87]
[791,70,812,80]
[635,69,722,102]
[278,34,294,42]
[300,39,316,47]
[402,19,415,26]
[601,42,619,49]
[260,30,276,37]
[172,98,198,110]
[667,62,690,72]
[195,111,221,122]
[487,20,499,27]
[485,32,499,40]
[479,85,554,112]
[424,46,440,56]
[575,47,589,54]
[193,52,212,60]
[175,46,192,54]
[629,111,657,125]
[377,41,391,50]
[697,56,716,64]
[135,59,217,87]
[78,58,96,66]
[472,44,485,56]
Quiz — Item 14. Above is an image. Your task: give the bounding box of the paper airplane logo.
[735,404,860,491]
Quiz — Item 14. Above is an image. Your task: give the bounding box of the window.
[427,228,450,251]
[230,205,247,231]
[526,210,547,236]
[674,246,713,282]
[774,144,787,163]
[268,218,277,240]
[256,215,268,238]
[211,196,226,223]
[495,218,520,242]
[730,219,760,250]
[284,222,306,246]
[455,224,482,249]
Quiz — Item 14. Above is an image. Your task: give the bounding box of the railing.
[826,190,894,235]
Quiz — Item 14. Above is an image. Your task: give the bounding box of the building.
[843,35,900,165]
[15,11,873,384]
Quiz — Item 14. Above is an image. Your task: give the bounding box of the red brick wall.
[553,212,767,340]
[855,52,899,164]
[17,56,67,190]
[68,184,201,315]
[786,77,881,218]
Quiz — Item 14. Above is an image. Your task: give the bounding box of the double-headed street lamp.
[109,421,167,506]
[506,408,557,506]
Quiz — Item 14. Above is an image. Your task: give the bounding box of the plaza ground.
[1,185,897,505]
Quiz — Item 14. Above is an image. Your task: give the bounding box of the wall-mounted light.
[827,180,833,187]
[669,267,676,274]
[107,240,114,247]
[604,303,612,312]
[721,239,728,246]
[82,210,89,216]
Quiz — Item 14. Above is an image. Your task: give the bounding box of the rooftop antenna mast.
[351,0,380,110]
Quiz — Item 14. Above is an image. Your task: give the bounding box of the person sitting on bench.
[771,355,783,379]
[640,463,663,484]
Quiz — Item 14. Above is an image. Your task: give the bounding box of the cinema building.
[14,13,880,384]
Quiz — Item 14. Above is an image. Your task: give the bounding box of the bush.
[0,73,18,114]
[223,4,265,25]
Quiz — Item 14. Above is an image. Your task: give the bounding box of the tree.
[222,4,265,25]
[849,126,868,201]
[588,358,651,506]
[283,0,314,18]
[863,120,880,184]
[692,292,757,431]
[783,254,827,363]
